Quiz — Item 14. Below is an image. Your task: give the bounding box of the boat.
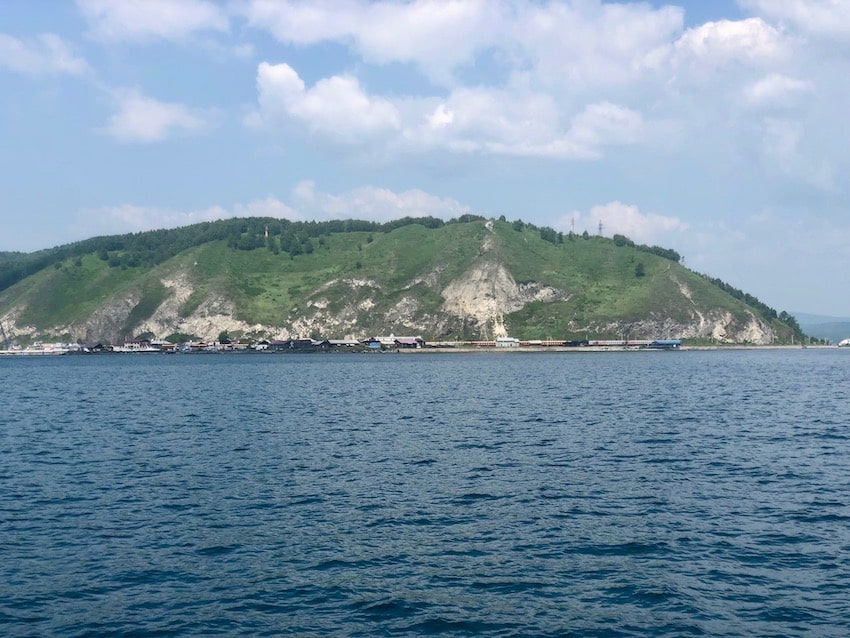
[0,342,71,356]
[111,341,161,353]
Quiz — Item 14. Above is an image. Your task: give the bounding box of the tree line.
[0,215,472,293]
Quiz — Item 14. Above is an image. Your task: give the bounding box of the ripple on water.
[2,351,850,636]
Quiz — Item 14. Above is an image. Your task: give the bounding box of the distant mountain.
[794,313,850,344]
[0,216,805,346]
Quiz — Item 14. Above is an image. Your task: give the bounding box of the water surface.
[2,350,849,636]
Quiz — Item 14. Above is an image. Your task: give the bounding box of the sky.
[1,0,849,317]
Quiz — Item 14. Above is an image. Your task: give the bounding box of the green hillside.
[0,216,805,345]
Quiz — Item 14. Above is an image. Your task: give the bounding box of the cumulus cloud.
[233,197,303,221]
[83,197,308,236]
[249,62,401,141]
[410,86,562,154]
[740,0,850,39]
[251,61,644,159]
[237,2,794,91]
[564,102,644,157]
[744,73,812,108]
[76,0,228,42]
[672,18,788,67]
[78,183,470,237]
[560,202,688,245]
[511,1,685,90]
[80,203,231,236]
[238,2,813,164]
[0,33,90,76]
[104,90,211,143]
[238,0,496,84]
[291,180,469,221]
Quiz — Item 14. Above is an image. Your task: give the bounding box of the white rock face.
[441,261,566,330]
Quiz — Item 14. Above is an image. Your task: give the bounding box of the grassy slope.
[181,223,487,327]
[13,255,144,327]
[496,224,663,337]
[492,223,762,339]
[0,219,787,341]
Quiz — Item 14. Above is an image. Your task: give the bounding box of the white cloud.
[76,0,228,42]
[412,93,644,159]
[744,73,812,108]
[233,197,303,221]
[252,62,643,159]
[0,33,90,76]
[238,2,794,92]
[79,182,469,237]
[560,202,688,245]
[104,90,211,143]
[82,196,308,237]
[238,0,496,84]
[290,180,469,221]
[409,86,562,154]
[238,2,813,164]
[740,0,850,39]
[659,17,792,89]
[564,102,643,157]
[673,18,787,65]
[81,203,231,235]
[250,62,401,140]
[511,1,685,90]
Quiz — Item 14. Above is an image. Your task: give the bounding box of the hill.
[0,216,804,346]
[794,313,850,344]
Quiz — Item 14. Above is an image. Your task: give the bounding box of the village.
[1,334,686,355]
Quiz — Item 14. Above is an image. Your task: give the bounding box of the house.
[268,339,292,352]
[372,334,426,349]
[327,339,361,349]
[290,338,319,350]
[495,336,520,348]
[394,336,425,349]
[373,334,400,347]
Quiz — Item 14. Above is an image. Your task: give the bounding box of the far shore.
[397,344,828,354]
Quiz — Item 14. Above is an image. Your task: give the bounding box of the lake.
[2,349,849,636]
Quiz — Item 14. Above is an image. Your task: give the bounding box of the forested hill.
[0,217,450,293]
[0,216,804,346]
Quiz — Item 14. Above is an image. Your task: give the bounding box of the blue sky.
[1,0,849,316]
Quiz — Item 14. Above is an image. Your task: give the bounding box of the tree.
[539,226,559,244]
[635,262,646,277]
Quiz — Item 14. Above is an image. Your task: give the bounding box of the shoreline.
[397,344,820,353]
[2,344,837,357]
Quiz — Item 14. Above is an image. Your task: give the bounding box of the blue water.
[2,350,849,636]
